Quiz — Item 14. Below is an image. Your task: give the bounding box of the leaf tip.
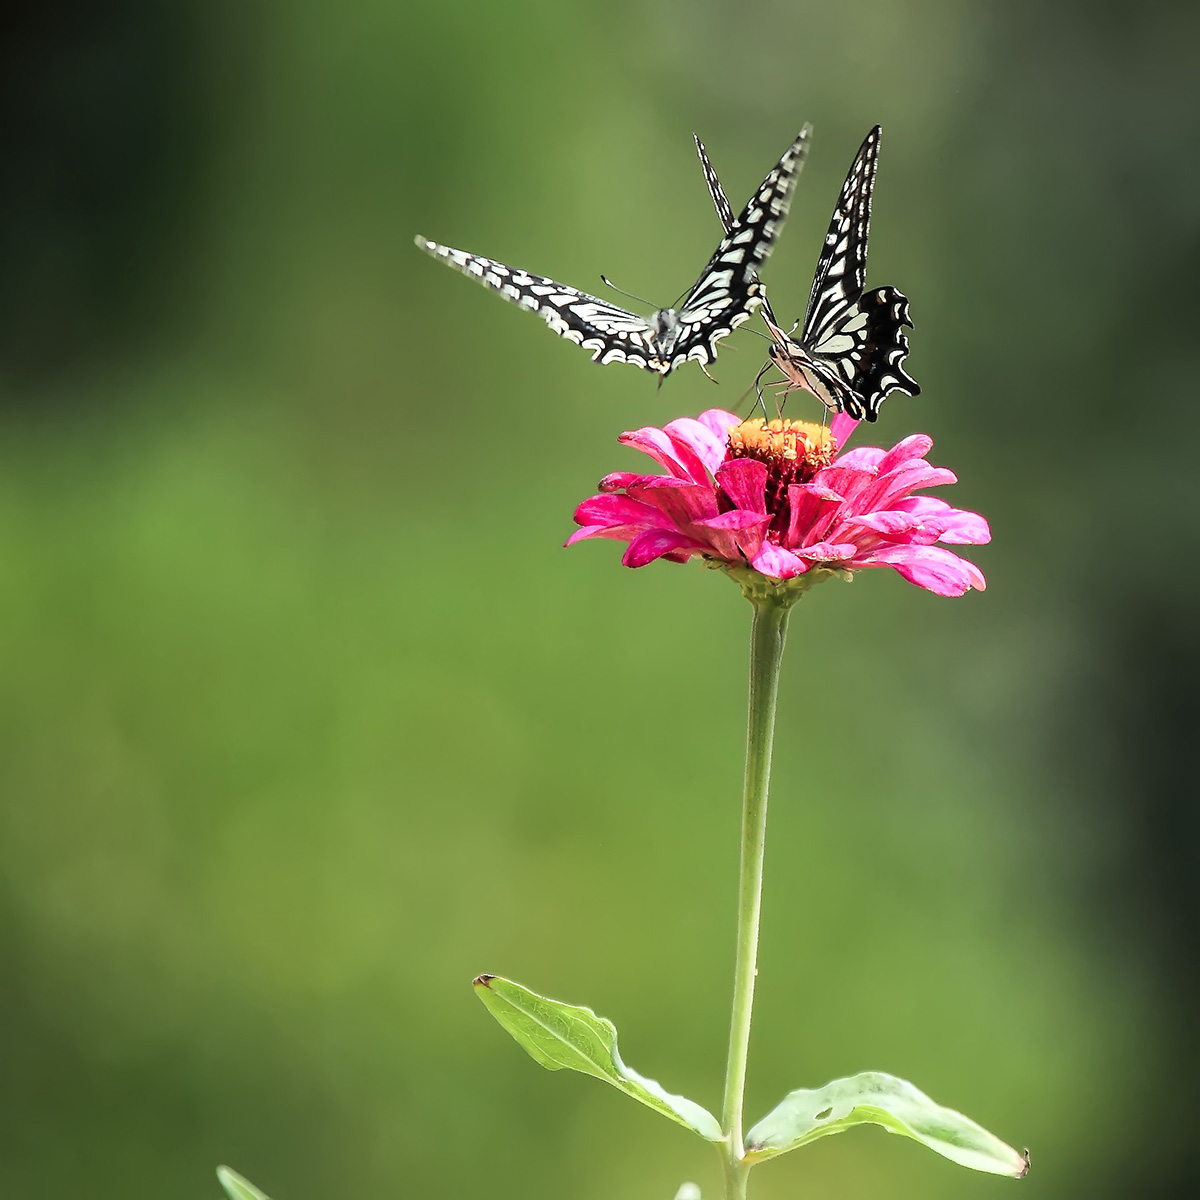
[473,973,496,989]
[1019,1147,1031,1179]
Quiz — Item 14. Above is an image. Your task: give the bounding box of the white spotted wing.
[414,128,810,379]
[697,125,919,421]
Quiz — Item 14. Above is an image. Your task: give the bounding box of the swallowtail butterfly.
[696,125,919,421]
[415,127,811,379]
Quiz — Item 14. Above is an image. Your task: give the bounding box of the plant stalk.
[720,594,792,1199]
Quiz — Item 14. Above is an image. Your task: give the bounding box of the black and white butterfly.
[415,127,810,379]
[696,125,919,421]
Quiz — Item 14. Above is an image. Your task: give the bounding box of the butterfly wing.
[806,285,919,420]
[693,134,735,234]
[414,237,666,369]
[794,126,919,420]
[665,127,812,372]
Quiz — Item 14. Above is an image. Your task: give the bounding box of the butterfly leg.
[699,362,719,385]
[752,360,775,421]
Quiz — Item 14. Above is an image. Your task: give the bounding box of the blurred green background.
[1,2,1196,1198]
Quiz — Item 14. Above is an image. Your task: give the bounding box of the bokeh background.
[1,2,1197,1198]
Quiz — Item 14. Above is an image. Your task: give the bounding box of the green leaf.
[473,974,722,1141]
[217,1166,273,1200]
[745,1071,1028,1178]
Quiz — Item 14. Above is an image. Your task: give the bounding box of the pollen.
[726,418,835,478]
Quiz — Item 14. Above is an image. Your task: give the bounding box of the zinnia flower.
[568,409,989,597]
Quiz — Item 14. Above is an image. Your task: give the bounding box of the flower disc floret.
[568,408,989,597]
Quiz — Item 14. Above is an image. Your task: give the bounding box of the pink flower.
[567,409,989,598]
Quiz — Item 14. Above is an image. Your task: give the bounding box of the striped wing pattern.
[415,127,810,379]
[414,238,665,369]
[698,125,919,422]
[666,127,812,372]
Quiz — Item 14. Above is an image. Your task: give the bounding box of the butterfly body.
[415,127,810,379]
[695,125,918,421]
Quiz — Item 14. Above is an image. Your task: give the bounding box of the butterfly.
[415,127,811,379]
[695,125,919,421]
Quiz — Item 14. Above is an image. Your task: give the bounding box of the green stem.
[720,594,792,1200]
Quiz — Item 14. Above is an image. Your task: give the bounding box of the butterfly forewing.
[415,237,669,369]
[801,126,879,349]
[416,127,809,380]
[665,126,813,371]
[693,134,735,233]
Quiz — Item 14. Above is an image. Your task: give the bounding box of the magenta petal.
[750,541,808,579]
[887,498,991,545]
[859,544,987,596]
[622,527,706,568]
[799,540,858,562]
[876,433,934,475]
[696,408,741,445]
[573,493,663,529]
[664,416,727,477]
[786,483,844,548]
[694,509,770,561]
[698,509,770,531]
[851,510,921,537]
[627,478,720,526]
[937,513,991,544]
[599,471,648,492]
[812,464,877,509]
[830,412,858,449]
[618,426,692,480]
[834,446,887,472]
[566,523,644,546]
[860,461,958,513]
[715,457,769,513]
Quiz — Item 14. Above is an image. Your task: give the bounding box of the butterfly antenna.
[600,276,663,310]
[730,378,758,416]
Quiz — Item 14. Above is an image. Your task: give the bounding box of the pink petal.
[858,460,958,513]
[694,508,770,562]
[618,426,694,480]
[850,510,922,537]
[890,497,992,544]
[599,471,649,492]
[812,464,877,508]
[876,434,934,475]
[573,493,662,529]
[566,523,644,546]
[750,541,808,579]
[799,540,859,562]
[830,412,858,449]
[696,408,742,445]
[833,446,886,472]
[715,458,769,514]
[664,417,727,477]
[626,478,720,527]
[936,511,991,545]
[785,483,844,548]
[622,528,708,568]
[858,544,987,596]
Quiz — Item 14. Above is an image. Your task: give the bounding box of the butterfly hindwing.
[808,285,918,420]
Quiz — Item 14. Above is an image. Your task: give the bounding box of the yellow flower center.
[725,418,835,475]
